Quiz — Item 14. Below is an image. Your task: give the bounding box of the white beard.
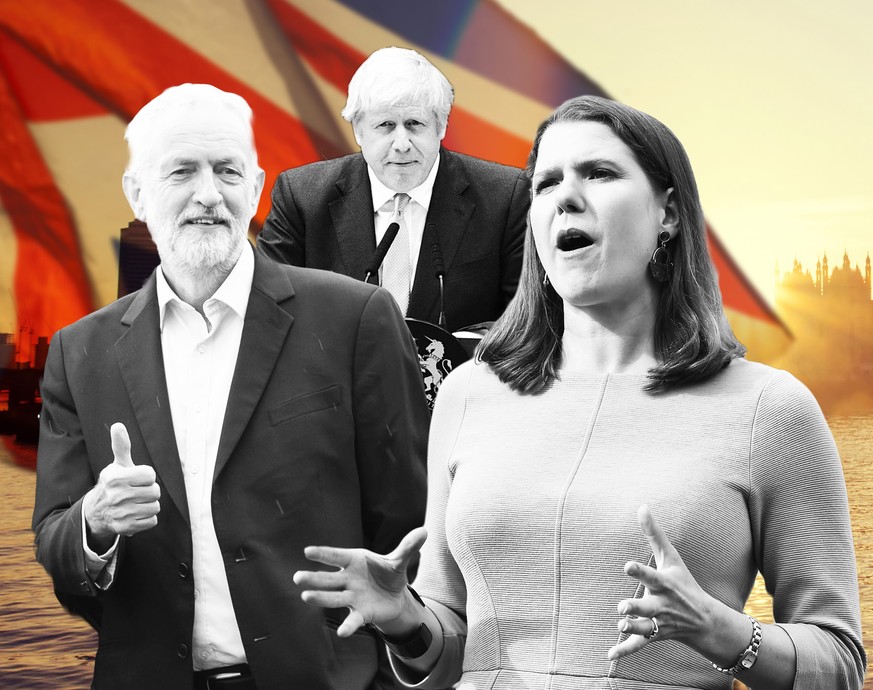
[152,214,247,280]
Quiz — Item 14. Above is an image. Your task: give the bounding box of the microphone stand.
[363,222,400,284]
[431,243,447,330]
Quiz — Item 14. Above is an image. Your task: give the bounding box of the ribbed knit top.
[401,358,865,690]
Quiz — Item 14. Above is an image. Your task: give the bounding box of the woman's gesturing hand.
[293,527,428,638]
[607,505,715,661]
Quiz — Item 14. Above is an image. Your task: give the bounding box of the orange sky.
[498,0,873,305]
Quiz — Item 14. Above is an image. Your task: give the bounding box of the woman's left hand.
[607,504,716,661]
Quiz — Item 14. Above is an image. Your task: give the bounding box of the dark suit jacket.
[32,251,429,690]
[256,149,530,331]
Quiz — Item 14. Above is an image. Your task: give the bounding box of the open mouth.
[556,229,594,252]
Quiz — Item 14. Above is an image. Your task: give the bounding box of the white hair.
[341,47,454,130]
[124,83,258,174]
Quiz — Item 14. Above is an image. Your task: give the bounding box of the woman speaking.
[293,96,865,690]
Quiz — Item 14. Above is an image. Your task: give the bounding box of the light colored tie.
[381,193,411,314]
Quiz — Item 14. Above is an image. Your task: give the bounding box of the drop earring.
[543,273,550,287]
[648,231,672,282]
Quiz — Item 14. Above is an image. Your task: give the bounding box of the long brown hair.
[478,95,745,394]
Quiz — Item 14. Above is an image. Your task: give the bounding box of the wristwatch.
[376,622,433,659]
[371,585,433,660]
[712,615,762,675]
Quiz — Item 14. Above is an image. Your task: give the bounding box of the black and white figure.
[256,46,530,332]
[292,96,866,690]
[32,83,429,690]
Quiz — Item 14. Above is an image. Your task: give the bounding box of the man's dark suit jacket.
[256,149,530,331]
[32,250,429,690]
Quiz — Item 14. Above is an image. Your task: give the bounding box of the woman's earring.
[649,231,672,283]
[543,273,550,287]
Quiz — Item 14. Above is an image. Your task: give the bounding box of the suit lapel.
[116,277,189,523]
[330,155,377,281]
[408,150,475,322]
[213,254,295,480]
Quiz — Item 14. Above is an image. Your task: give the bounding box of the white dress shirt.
[158,243,252,670]
[367,153,440,289]
[83,243,254,671]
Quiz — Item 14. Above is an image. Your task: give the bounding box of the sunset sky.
[498,0,873,305]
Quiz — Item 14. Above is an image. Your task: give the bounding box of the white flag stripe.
[0,200,19,334]
[282,0,552,139]
[29,115,133,307]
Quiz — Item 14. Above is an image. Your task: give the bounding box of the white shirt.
[157,243,252,670]
[84,243,254,671]
[367,153,440,289]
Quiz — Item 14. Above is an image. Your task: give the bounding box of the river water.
[2,416,872,688]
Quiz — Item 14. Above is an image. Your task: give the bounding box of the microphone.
[431,243,447,329]
[363,222,400,284]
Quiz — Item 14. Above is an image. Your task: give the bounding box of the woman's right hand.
[293,526,428,638]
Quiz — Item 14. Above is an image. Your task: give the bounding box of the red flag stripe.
[0,33,108,121]
[442,109,530,168]
[0,65,93,335]
[707,226,781,323]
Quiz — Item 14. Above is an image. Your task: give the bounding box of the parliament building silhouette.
[775,250,873,412]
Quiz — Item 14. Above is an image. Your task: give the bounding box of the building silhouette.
[775,251,873,412]
[118,219,159,298]
[778,251,872,302]
[0,330,46,443]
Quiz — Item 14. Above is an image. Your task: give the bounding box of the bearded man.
[32,83,428,690]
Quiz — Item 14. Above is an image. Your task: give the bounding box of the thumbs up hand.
[110,422,134,468]
[83,423,161,551]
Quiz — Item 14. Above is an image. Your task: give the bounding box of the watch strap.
[712,615,763,676]
[372,585,433,659]
[376,622,433,659]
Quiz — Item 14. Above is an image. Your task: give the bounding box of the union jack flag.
[0,0,788,356]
